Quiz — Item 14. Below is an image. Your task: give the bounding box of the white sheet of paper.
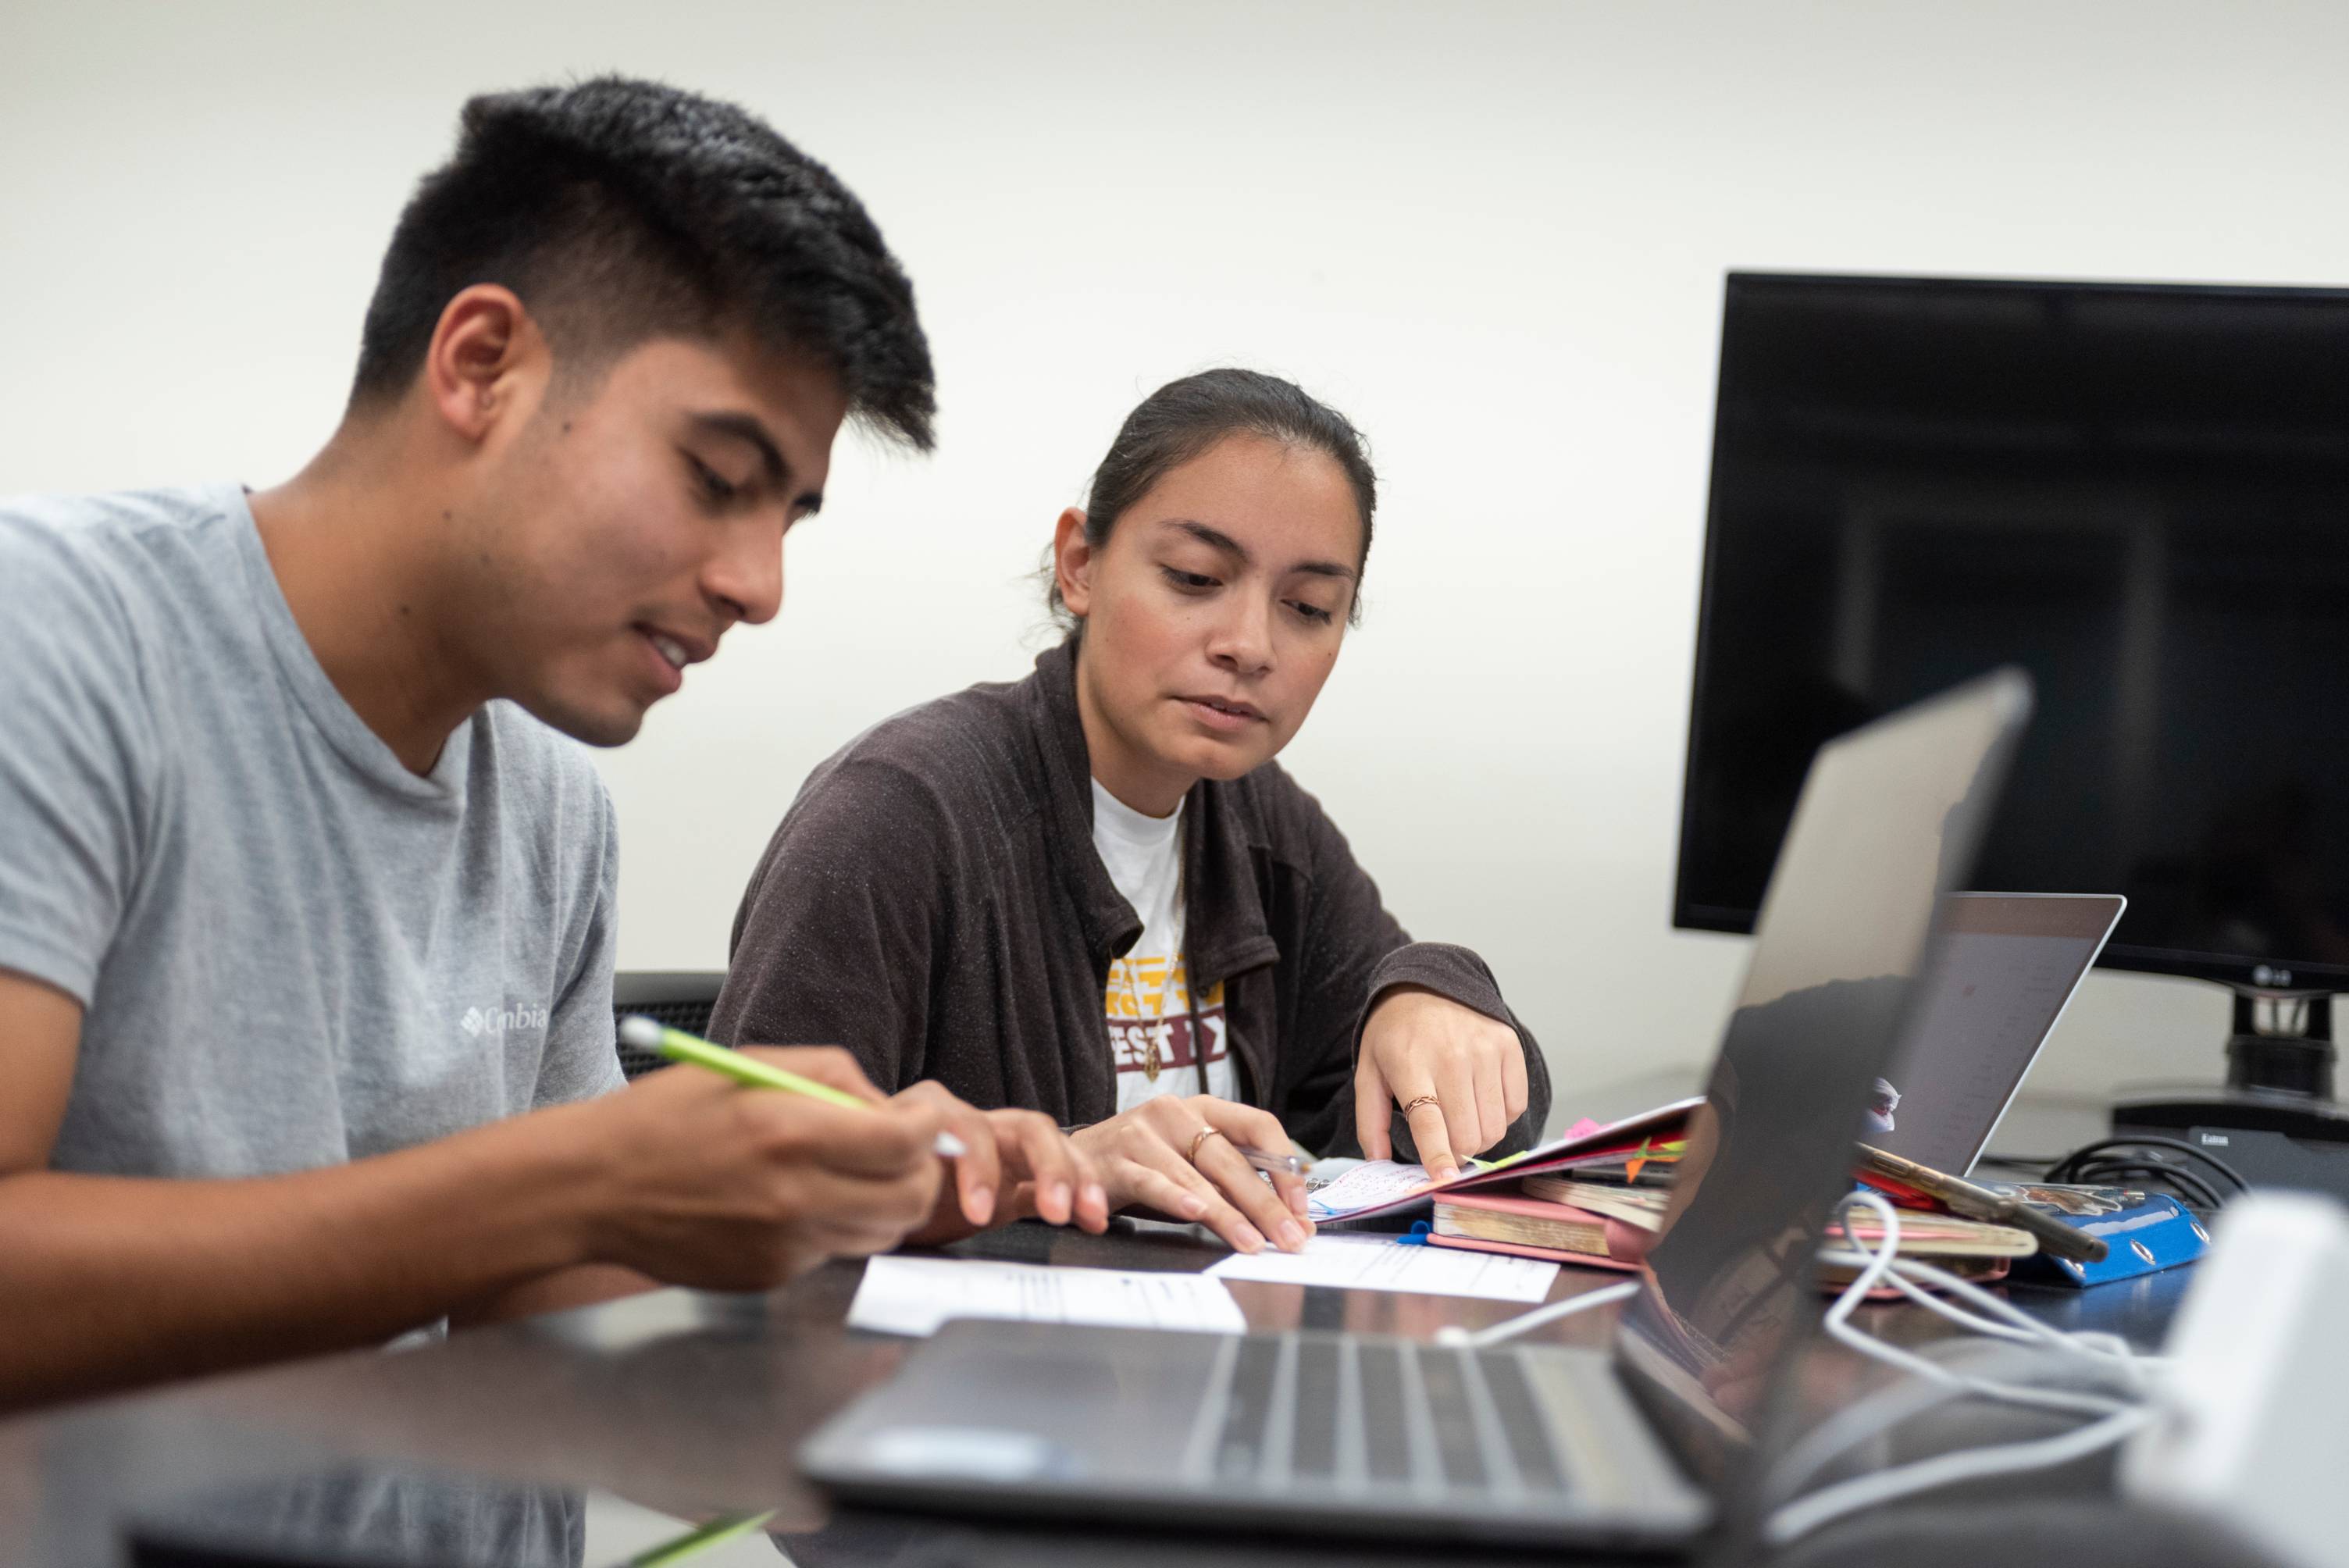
[1206,1231,1559,1303]
[1305,1159,1434,1221]
[847,1256,1248,1338]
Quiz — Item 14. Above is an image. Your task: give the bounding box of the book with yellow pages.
[1514,1174,2034,1258]
[1428,1191,1644,1268]
[1430,1185,2026,1294]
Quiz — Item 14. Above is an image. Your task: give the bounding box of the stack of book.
[1431,1174,2034,1285]
[1315,1094,2190,1291]
[1425,1121,2037,1287]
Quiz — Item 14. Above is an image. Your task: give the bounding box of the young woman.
[711,369,1551,1256]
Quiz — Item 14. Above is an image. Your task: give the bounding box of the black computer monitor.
[1677,270,2349,1126]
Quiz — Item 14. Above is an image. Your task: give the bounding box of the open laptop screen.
[1615,671,2031,1498]
[1873,892,2126,1174]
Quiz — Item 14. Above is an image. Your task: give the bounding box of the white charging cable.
[1831,1196,2158,1371]
[1761,1190,2160,1545]
[1438,1187,2162,1544]
[1442,1188,2156,1392]
[1435,1280,1640,1349]
[1434,1189,2163,1544]
[1763,1402,2154,1545]
[1812,1191,2147,1418]
[1766,1192,2148,1500]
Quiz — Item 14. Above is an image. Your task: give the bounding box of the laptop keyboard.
[1291,1337,1342,1480]
[1213,1338,1282,1480]
[1204,1335,1574,1501]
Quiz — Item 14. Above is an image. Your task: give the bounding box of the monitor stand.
[2112,989,2349,1202]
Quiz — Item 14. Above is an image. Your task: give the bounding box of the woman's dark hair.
[1050,369,1377,628]
[350,75,934,449]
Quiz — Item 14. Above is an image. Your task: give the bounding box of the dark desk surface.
[0,1221,2198,1568]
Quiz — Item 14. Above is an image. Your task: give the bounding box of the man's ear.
[422,284,544,444]
[1053,508,1095,618]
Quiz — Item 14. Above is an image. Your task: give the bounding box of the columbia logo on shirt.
[458,1003,549,1039]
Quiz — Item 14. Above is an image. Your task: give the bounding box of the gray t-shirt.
[0,483,623,1179]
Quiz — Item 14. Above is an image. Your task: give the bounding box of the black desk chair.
[611,971,726,1079]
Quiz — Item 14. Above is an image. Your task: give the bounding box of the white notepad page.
[1207,1232,1559,1303]
[847,1256,1248,1338]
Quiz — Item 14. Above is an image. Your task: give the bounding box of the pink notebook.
[1427,1234,1641,1273]
[1430,1191,1650,1270]
[1431,1192,2009,1298]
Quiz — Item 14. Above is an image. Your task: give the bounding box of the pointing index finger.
[1402,1092,1460,1184]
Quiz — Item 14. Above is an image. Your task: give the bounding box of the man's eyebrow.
[690,410,825,512]
[1162,518,1357,582]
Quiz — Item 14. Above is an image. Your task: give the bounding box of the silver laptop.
[801,669,2034,1552]
[1877,892,2126,1174]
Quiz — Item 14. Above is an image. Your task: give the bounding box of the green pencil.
[626,1507,779,1567]
[619,1016,965,1158]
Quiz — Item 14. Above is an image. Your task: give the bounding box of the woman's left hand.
[1353,985,1530,1181]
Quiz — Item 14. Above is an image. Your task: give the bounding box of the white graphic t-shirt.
[1091,780,1235,1113]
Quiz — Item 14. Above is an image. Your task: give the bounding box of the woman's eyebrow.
[1162,518,1248,561]
[1160,518,1357,582]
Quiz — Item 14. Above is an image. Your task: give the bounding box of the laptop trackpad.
[819,1321,1228,1485]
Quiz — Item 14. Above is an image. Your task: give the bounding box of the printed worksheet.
[1305,1159,1435,1221]
[847,1256,1247,1338]
[1207,1232,1559,1303]
[1303,1097,1705,1223]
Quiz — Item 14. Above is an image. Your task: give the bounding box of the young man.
[0,77,1103,1413]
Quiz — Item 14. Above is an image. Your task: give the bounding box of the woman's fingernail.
[968,1187,994,1224]
[1051,1181,1073,1217]
[1277,1221,1306,1252]
[1182,1193,1210,1220]
[1237,1225,1265,1252]
[1084,1183,1108,1212]
[1289,1188,1309,1217]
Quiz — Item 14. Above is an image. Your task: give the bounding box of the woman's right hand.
[1070,1095,1314,1254]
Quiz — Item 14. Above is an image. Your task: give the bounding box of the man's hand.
[1353,985,1529,1181]
[575,1046,945,1290]
[888,1081,1111,1243]
[1071,1095,1313,1255]
[0,975,949,1410]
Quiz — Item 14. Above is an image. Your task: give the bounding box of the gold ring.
[1401,1095,1441,1115]
[1188,1126,1228,1164]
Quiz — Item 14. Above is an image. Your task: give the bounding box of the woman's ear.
[1053,508,1095,618]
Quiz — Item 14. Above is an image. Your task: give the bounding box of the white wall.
[7,0,2342,1120]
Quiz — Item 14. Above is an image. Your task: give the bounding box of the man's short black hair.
[350,75,935,450]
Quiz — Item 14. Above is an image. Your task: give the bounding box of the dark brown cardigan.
[711,640,1551,1160]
